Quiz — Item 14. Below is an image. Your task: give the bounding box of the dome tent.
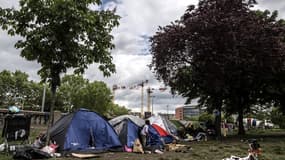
[109,115,144,148]
[148,115,178,136]
[47,108,122,152]
[148,115,178,144]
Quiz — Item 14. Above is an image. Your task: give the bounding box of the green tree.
[150,0,285,135]
[59,74,126,116]
[0,0,119,143]
[198,113,213,123]
[271,108,285,129]
[110,103,129,117]
[26,82,41,110]
[13,70,30,107]
[0,70,31,107]
[76,81,113,115]
[58,74,89,112]
[0,70,14,106]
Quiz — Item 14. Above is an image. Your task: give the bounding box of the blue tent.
[147,125,164,147]
[109,115,144,148]
[48,109,122,152]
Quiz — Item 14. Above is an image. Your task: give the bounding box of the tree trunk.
[214,99,222,140]
[238,105,245,135]
[45,83,57,145]
[279,96,285,114]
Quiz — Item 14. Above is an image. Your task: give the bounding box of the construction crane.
[112,81,167,118]
[146,87,152,114]
[146,86,168,116]
[112,80,148,118]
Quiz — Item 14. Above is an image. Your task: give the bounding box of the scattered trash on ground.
[222,139,261,160]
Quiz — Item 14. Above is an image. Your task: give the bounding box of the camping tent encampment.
[147,124,164,147]
[148,115,178,136]
[109,115,144,148]
[47,108,122,152]
[148,115,178,144]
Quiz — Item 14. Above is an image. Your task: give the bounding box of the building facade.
[175,104,200,120]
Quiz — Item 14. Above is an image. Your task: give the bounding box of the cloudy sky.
[0,0,285,114]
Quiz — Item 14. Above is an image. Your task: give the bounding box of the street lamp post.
[167,105,169,120]
[151,96,155,115]
[41,79,47,112]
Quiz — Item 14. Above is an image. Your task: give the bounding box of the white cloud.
[0,0,18,8]
[84,54,186,114]
[254,0,285,18]
[82,0,200,113]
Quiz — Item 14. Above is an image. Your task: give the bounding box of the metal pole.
[141,82,144,118]
[151,96,155,115]
[147,87,151,112]
[167,105,169,120]
[140,80,148,118]
[41,79,47,112]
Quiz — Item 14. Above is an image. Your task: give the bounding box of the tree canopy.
[0,70,30,107]
[150,0,285,135]
[0,71,128,116]
[0,0,119,85]
[58,74,126,116]
[0,0,120,143]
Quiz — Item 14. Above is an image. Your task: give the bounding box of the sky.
[1,0,285,114]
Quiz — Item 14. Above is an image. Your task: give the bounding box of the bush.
[198,113,214,122]
[225,115,234,123]
[184,116,199,121]
[271,109,285,129]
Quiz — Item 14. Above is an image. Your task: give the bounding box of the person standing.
[140,120,150,147]
[222,120,228,137]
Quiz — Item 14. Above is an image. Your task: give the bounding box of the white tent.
[148,115,177,136]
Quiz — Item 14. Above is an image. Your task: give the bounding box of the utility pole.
[141,82,144,118]
[41,79,47,112]
[167,105,169,120]
[151,96,155,115]
[146,87,152,113]
[140,80,148,118]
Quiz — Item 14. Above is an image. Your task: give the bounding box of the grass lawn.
[0,125,284,160]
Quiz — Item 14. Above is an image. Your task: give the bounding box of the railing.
[0,109,50,126]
